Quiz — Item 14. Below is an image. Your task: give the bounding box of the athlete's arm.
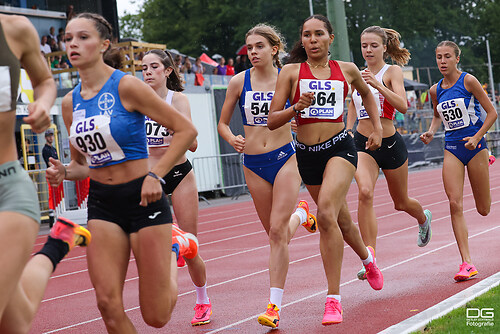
[172,92,198,152]
[343,62,382,150]
[120,75,197,178]
[365,65,408,114]
[217,72,245,153]
[346,97,357,136]
[46,92,89,186]
[463,74,498,149]
[268,64,313,130]
[14,16,56,133]
[420,84,441,144]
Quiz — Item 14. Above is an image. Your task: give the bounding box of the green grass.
[412,284,500,333]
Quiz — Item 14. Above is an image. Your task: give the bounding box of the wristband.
[292,104,298,114]
[147,171,166,185]
[346,128,353,134]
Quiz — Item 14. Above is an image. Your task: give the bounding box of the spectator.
[174,54,183,72]
[234,54,250,73]
[42,128,58,167]
[66,4,75,22]
[57,27,66,52]
[48,37,59,52]
[48,26,57,43]
[192,57,205,74]
[214,56,226,75]
[181,57,193,74]
[226,57,234,75]
[40,35,51,54]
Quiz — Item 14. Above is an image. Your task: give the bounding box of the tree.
[119,12,143,40]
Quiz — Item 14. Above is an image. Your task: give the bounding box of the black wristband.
[292,104,298,114]
[147,171,166,185]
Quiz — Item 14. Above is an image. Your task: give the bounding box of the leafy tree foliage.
[119,0,500,84]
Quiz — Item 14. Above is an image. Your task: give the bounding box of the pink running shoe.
[50,217,91,251]
[489,155,496,166]
[364,246,384,290]
[454,262,478,281]
[322,297,342,325]
[191,300,212,326]
[297,200,317,233]
[172,225,199,259]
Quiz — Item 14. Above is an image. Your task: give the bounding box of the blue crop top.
[238,68,290,126]
[436,72,484,141]
[70,70,148,168]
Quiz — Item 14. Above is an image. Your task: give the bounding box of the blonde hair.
[362,26,410,66]
[245,24,286,68]
[436,40,461,58]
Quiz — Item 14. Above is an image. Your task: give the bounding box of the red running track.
[30,165,500,333]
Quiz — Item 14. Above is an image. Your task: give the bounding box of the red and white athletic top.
[352,63,396,120]
[293,60,348,125]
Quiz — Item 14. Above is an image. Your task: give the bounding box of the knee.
[317,210,335,233]
[477,203,490,216]
[358,186,374,204]
[142,311,171,328]
[448,199,463,216]
[96,294,125,325]
[269,223,287,245]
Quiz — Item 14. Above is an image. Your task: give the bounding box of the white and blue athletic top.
[238,68,290,126]
[436,72,483,141]
[70,70,148,168]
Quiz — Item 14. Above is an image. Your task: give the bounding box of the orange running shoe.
[172,225,198,259]
[258,303,280,328]
[297,200,317,233]
[50,217,91,251]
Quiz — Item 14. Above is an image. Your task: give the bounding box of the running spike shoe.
[258,303,280,328]
[50,217,91,250]
[322,297,343,325]
[417,209,432,247]
[298,200,317,233]
[172,225,199,259]
[454,262,478,281]
[191,300,212,326]
[364,246,383,290]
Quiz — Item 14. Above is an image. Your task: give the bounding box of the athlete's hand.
[23,101,51,133]
[361,69,378,89]
[366,129,382,151]
[231,134,245,153]
[295,92,315,112]
[46,158,65,186]
[462,136,480,150]
[291,119,298,133]
[420,131,434,144]
[140,176,163,206]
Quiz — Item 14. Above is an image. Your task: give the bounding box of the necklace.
[306,60,329,69]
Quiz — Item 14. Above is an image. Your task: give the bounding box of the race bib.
[437,98,470,131]
[145,116,172,147]
[299,79,344,119]
[244,91,273,126]
[70,114,125,166]
[352,85,382,120]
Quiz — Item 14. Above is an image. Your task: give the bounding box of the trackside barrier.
[191,153,247,197]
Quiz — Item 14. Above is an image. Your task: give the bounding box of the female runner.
[218,24,317,329]
[346,26,432,281]
[268,15,384,325]
[46,13,198,332]
[0,13,90,333]
[142,49,212,326]
[420,41,497,281]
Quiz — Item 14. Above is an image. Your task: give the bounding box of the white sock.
[292,207,307,224]
[327,294,341,302]
[195,283,210,305]
[361,246,373,265]
[270,287,284,310]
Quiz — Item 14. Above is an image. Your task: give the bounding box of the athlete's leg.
[337,201,369,260]
[87,220,135,333]
[354,152,380,249]
[171,171,206,288]
[307,157,355,295]
[0,213,42,333]
[268,157,301,289]
[243,166,273,234]
[383,160,427,224]
[466,149,491,216]
[442,151,470,263]
[131,223,177,328]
